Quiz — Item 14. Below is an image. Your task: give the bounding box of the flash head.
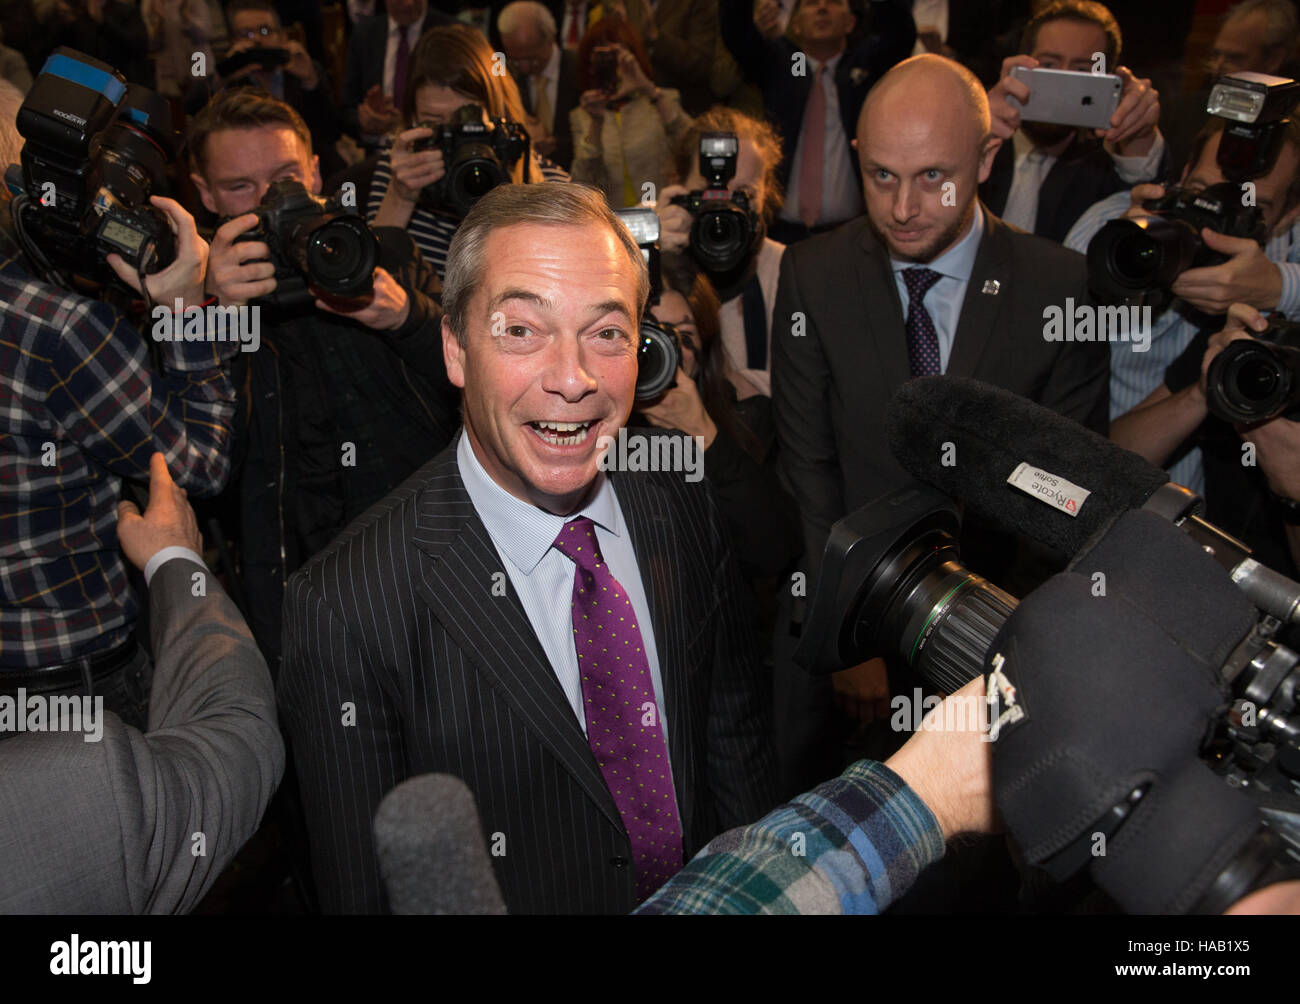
[1208,72,1300,125]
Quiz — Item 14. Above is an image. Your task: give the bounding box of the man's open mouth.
[528,420,594,446]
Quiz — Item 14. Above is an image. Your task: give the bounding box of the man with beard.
[979,0,1165,244]
[770,53,1108,804]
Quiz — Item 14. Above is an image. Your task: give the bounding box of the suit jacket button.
[609,856,630,868]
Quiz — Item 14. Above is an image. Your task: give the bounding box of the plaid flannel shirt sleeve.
[635,760,946,915]
[44,294,238,496]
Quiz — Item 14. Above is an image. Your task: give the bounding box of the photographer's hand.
[986,55,1037,142]
[313,266,410,331]
[359,84,399,135]
[1170,229,1282,314]
[284,40,319,90]
[639,368,717,446]
[654,184,691,253]
[1121,181,1164,221]
[107,196,209,309]
[387,126,442,203]
[1099,65,1159,156]
[204,212,276,307]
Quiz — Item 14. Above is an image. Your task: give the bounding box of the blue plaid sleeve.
[43,293,237,496]
[635,760,946,915]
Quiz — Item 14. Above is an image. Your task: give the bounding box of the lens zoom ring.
[918,583,1017,693]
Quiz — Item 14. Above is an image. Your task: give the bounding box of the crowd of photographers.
[1,0,1300,916]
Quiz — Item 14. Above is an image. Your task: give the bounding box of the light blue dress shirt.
[890,203,986,373]
[456,432,670,752]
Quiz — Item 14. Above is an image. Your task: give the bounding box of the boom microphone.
[885,376,1300,625]
[372,773,507,915]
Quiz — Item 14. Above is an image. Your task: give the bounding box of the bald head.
[860,54,991,150]
[856,55,1001,264]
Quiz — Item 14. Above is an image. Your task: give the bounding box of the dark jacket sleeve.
[375,226,454,392]
[771,244,846,582]
[703,478,780,829]
[719,0,785,87]
[703,398,802,579]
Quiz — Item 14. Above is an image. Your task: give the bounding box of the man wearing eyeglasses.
[185,0,342,178]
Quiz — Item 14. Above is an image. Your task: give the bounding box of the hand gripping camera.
[3,48,177,288]
[1206,318,1300,424]
[232,179,379,313]
[670,131,760,276]
[413,104,531,220]
[615,207,683,403]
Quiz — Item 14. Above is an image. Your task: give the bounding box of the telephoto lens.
[1206,321,1300,424]
[635,318,683,403]
[297,215,378,299]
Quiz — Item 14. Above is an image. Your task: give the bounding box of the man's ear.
[191,171,218,215]
[443,315,466,389]
[977,134,1003,183]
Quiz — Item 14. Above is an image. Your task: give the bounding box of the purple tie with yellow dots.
[553,516,684,899]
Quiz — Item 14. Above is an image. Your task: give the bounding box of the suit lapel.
[607,468,696,841]
[407,449,624,832]
[947,207,1011,378]
[856,222,912,390]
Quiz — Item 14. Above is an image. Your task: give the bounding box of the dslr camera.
[413,104,530,220]
[615,207,683,403]
[1087,72,1300,304]
[670,132,760,276]
[4,48,177,288]
[1206,317,1300,424]
[1086,183,1266,303]
[233,179,379,313]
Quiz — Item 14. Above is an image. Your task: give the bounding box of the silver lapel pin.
[982,279,1001,296]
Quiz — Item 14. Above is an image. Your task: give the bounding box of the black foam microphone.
[372,773,507,915]
[886,376,1300,625]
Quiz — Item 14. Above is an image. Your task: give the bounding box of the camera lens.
[635,320,681,402]
[304,216,378,298]
[1110,232,1161,284]
[1207,338,1300,423]
[448,149,507,217]
[691,204,751,273]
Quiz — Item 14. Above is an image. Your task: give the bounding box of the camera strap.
[741,273,768,370]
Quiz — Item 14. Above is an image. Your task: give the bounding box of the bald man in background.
[769,55,1109,851]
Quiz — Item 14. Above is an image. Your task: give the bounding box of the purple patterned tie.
[903,266,944,377]
[553,517,684,899]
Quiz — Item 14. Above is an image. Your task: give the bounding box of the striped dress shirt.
[1065,189,1300,494]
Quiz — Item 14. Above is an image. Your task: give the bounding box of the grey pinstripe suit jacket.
[278,431,778,914]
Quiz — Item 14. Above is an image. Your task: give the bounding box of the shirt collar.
[389,15,418,37]
[807,50,843,75]
[890,201,985,282]
[456,429,624,574]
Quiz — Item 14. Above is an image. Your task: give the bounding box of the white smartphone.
[1007,66,1122,130]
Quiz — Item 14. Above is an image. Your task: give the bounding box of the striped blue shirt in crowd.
[1065,189,1300,495]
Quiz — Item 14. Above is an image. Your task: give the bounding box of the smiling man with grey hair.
[279,180,777,914]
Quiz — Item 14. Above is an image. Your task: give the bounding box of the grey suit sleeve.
[0,558,284,914]
[771,245,845,582]
[278,570,406,914]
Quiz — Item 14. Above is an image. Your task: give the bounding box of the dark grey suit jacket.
[340,9,454,138]
[278,432,778,914]
[772,207,1110,581]
[0,559,284,913]
[512,46,580,172]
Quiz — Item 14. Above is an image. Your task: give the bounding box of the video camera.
[413,104,530,220]
[1206,318,1300,424]
[670,132,760,277]
[797,377,1300,911]
[614,206,684,403]
[3,48,177,289]
[1087,72,1300,304]
[232,179,379,313]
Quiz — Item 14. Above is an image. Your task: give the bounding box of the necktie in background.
[565,0,583,48]
[393,28,410,105]
[553,517,683,900]
[903,266,943,376]
[533,73,552,135]
[798,64,826,229]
